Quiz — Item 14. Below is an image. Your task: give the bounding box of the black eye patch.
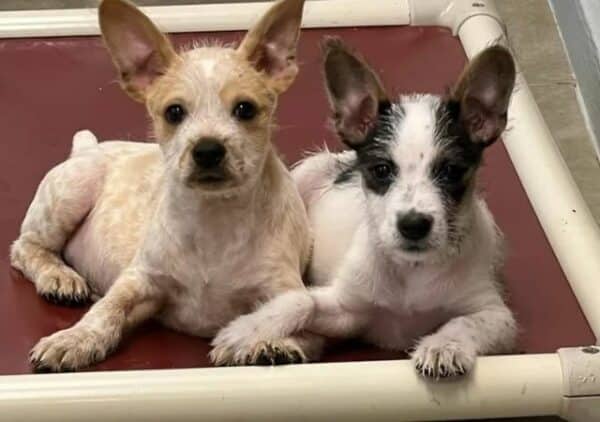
[345,103,399,195]
[434,162,468,185]
[432,100,485,204]
[430,137,482,203]
[357,147,397,195]
[432,160,472,202]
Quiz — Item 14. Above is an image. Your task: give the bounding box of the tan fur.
[13,0,320,372]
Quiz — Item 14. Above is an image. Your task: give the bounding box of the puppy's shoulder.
[292,149,359,205]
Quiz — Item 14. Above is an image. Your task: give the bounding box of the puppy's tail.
[71,130,99,157]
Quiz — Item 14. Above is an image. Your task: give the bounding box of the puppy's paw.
[210,315,307,366]
[36,266,90,307]
[250,339,307,365]
[412,334,476,379]
[210,314,259,366]
[210,306,311,366]
[30,326,109,372]
[210,337,307,366]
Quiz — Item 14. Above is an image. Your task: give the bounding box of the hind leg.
[11,154,104,306]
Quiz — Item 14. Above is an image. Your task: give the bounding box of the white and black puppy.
[212,38,517,377]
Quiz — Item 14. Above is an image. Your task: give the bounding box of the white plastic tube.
[0,355,563,421]
[0,0,410,38]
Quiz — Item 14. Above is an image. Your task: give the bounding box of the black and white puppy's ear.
[322,37,389,149]
[451,45,516,147]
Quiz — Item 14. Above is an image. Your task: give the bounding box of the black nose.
[192,139,226,169]
[397,211,433,241]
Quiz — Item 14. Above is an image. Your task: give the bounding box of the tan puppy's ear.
[238,0,306,94]
[322,37,389,149]
[99,0,177,102]
[451,45,516,146]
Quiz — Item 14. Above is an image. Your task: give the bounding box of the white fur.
[200,58,217,78]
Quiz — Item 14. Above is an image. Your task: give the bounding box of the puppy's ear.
[238,0,306,94]
[99,0,177,102]
[322,37,389,149]
[451,45,516,147]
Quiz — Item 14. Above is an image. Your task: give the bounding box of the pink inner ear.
[464,99,502,145]
[348,94,377,133]
[115,30,165,91]
[338,93,378,143]
[123,34,154,68]
[255,42,289,76]
[476,116,503,144]
[354,95,377,135]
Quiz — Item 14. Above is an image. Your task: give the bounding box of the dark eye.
[370,163,393,181]
[164,104,186,125]
[439,164,466,183]
[232,101,257,121]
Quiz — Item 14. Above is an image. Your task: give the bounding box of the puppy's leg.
[210,288,314,366]
[309,287,368,337]
[30,268,163,372]
[11,155,103,305]
[412,297,516,379]
[210,285,366,366]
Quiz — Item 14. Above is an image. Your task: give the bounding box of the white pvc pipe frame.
[0,0,599,420]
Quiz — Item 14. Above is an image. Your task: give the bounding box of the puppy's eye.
[370,163,393,181]
[164,104,186,125]
[439,164,466,184]
[232,101,257,121]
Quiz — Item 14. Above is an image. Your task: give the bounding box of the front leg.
[30,268,163,372]
[210,284,367,366]
[412,298,516,379]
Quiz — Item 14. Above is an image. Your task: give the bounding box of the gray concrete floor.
[3,0,599,223]
[496,0,600,224]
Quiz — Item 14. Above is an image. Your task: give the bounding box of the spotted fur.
[212,40,517,379]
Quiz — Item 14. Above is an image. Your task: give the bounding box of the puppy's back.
[292,150,365,285]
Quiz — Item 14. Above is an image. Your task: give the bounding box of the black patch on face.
[431,100,484,204]
[353,101,399,195]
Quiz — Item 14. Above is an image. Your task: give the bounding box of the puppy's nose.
[397,211,433,241]
[192,139,226,169]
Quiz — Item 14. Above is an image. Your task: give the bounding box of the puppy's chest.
[363,269,453,349]
[160,227,262,336]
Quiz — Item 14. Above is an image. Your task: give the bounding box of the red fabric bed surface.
[0,26,593,382]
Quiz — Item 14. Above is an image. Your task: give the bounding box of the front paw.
[30,326,110,372]
[210,337,307,366]
[412,335,476,379]
[210,318,307,366]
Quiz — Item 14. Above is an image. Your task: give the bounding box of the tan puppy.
[12,0,321,372]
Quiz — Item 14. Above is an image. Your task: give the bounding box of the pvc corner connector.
[559,346,600,397]
[409,0,505,35]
